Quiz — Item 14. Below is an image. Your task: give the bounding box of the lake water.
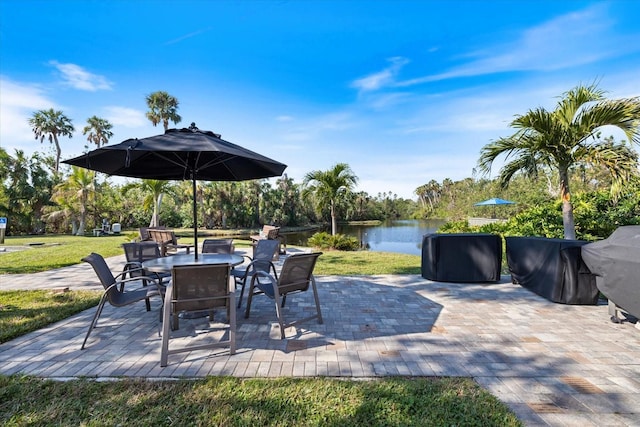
[284,219,445,256]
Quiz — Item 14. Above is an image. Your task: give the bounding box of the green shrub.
[307,232,360,251]
[437,220,473,233]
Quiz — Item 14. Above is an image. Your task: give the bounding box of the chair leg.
[311,276,323,324]
[81,294,108,350]
[160,287,173,367]
[142,279,151,312]
[237,276,248,308]
[273,289,286,339]
[244,280,255,318]
[172,312,179,330]
[228,293,236,355]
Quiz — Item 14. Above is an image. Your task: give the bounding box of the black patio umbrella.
[63,123,287,258]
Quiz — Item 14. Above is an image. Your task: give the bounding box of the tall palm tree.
[53,166,96,235]
[141,179,174,227]
[145,91,182,131]
[28,108,75,172]
[479,83,640,239]
[82,116,113,148]
[303,163,358,235]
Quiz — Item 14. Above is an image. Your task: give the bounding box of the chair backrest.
[277,252,322,294]
[171,264,231,312]
[123,241,163,262]
[262,225,280,240]
[202,238,234,254]
[82,252,128,306]
[139,226,165,241]
[254,239,280,262]
[83,253,116,290]
[148,229,177,244]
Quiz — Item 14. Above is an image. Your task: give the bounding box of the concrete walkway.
[1,252,639,426]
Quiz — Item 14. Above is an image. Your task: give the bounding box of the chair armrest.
[116,275,164,288]
[251,270,277,297]
[246,259,278,278]
[123,261,142,271]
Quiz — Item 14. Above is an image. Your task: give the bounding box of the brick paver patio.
[1,251,639,426]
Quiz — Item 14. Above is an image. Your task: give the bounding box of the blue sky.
[1,0,639,198]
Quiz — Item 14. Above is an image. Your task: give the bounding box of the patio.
[1,251,639,426]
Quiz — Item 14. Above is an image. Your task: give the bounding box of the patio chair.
[160,264,235,366]
[202,238,235,254]
[232,238,279,308]
[250,225,286,258]
[244,252,323,339]
[81,252,163,350]
[122,242,171,310]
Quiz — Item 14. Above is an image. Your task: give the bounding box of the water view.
[284,219,445,256]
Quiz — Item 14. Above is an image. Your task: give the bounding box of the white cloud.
[396,4,639,86]
[104,106,147,127]
[279,112,359,142]
[0,77,57,152]
[49,61,113,91]
[276,115,294,122]
[165,27,213,45]
[350,57,409,92]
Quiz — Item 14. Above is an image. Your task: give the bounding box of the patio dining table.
[142,253,244,273]
[143,253,245,320]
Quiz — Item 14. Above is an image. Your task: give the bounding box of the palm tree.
[28,108,75,172]
[82,116,113,148]
[145,91,182,131]
[53,166,96,235]
[141,179,174,227]
[479,83,640,239]
[303,163,358,235]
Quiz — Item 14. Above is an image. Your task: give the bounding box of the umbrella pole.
[193,176,198,259]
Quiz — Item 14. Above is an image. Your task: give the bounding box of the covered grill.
[581,226,640,322]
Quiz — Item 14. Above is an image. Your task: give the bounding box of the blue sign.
[0,217,6,229]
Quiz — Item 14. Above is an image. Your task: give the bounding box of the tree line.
[1,83,639,240]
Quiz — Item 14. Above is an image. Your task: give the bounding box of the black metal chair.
[81,252,163,350]
[232,239,279,308]
[201,238,235,254]
[122,241,171,309]
[245,252,323,339]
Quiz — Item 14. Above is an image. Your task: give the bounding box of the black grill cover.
[505,236,598,304]
[421,233,502,282]
[581,226,640,318]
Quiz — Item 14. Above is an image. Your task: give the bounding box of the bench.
[147,228,194,256]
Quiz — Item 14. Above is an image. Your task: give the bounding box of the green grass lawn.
[0,234,421,275]
[0,290,101,344]
[0,234,130,274]
[0,376,522,426]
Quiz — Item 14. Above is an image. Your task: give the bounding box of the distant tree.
[479,83,640,239]
[145,91,182,131]
[303,163,358,235]
[28,108,75,172]
[141,179,174,227]
[54,166,96,235]
[82,116,113,148]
